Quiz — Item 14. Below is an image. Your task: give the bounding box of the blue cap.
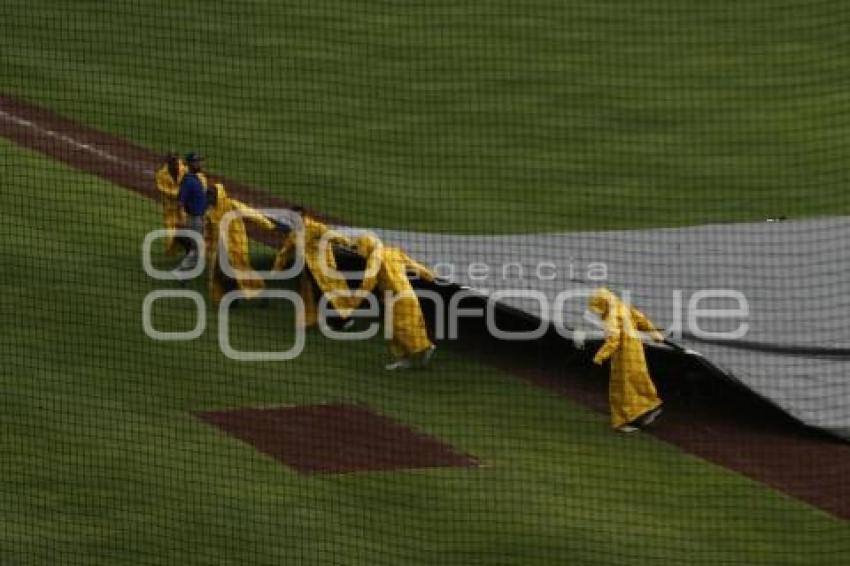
[185,152,203,163]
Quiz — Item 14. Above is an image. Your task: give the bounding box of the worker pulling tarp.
[272,210,359,328]
[205,183,279,304]
[352,233,437,370]
[588,288,665,433]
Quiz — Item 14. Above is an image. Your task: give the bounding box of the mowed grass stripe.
[2,1,849,232]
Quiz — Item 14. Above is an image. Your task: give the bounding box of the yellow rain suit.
[354,233,435,359]
[272,216,356,327]
[205,184,276,303]
[154,159,187,255]
[590,288,664,429]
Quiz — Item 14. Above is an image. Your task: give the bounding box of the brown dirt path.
[196,404,479,474]
[2,93,848,519]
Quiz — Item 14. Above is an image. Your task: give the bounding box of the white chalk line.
[0,106,156,177]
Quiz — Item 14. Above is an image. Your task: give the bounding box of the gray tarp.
[341,217,850,440]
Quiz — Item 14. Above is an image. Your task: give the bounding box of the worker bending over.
[589,288,665,433]
[353,233,436,370]
[272,208,357,329]
[205,183,279,304]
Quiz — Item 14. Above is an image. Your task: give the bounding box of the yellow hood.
[206,183,229,224]
[589,287,618,316]
[355,233,380,257]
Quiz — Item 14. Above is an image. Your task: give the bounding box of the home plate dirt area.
[195,403,480,474]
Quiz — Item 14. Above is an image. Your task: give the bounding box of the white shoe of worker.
[617,425,640,434]
[385,358,414,371]
[177,250,198,271]
[419,345,437,367]
[637,407,663,428]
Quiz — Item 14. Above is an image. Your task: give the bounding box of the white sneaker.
[638,407,663,428]
[418,345,436,367]
[385,358,414,371]
[617,425,640,433]
[177,250,198,271]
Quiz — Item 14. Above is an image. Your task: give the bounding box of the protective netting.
[2,1,849,564]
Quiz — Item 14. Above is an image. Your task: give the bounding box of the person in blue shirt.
[176,152,209,270]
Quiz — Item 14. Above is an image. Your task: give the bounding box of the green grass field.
[3,1,849,232]
[1,139,846,564]
[3,1,850,563]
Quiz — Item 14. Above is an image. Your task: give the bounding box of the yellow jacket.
[355,233,435,358]
[154,160,187,255]
[590,288,664,429]
[273,216,355,326]
[205,184,276,303]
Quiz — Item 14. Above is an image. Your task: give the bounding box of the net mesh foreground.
[2,1,849,564]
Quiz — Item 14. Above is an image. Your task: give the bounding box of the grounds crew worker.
[352,233,436,371]
[154,152,187,256]
[205,183,280,304]
[589,288,664,433]
[176,152,208,270]
[272,208,357,329]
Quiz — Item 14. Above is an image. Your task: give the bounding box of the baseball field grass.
[3,0,850,563]
[3,0,849,233]
[1,138,846,564]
